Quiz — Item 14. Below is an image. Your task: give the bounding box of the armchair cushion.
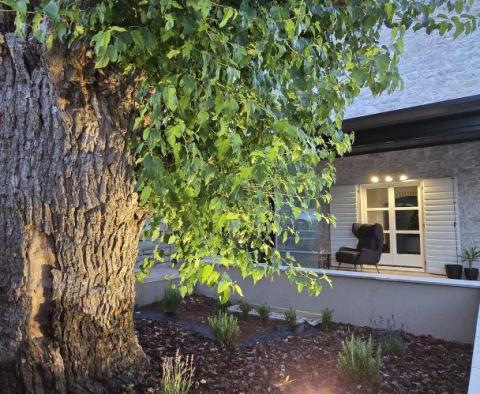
[335,249,360,265]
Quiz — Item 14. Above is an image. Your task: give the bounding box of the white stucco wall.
[346,6,480,119]
[196,267,480,343]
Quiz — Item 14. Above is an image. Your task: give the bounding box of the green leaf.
[142,127,151,140]
[164,86,178,112]
[136,271,147,283]
[384,3,394,20]
[166,121,186,147]
[201,264,215,283]
[153,248,165,262]
[219,7,235,28]
[226,67,239,83]
[43,1,60,22]
[284,19,296,39]
[452,16,465,38]
[292,207,301,218]
[130,30,144,47]
[454,0,463,14]
[151,227,160,242]
[140,185,152,204]
[217,279,230,294]
[189,0,211,19]
[215,137,230,159]
[273,119,305,140]
[32,13,45,42]
[92,30,111,56]
[94,54,110,69]
[234,284,244,297]
[166,48,181,59]
[197,110,209,126]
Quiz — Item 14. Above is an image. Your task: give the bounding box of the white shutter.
[423,178,459,274]
[330,184,359,263]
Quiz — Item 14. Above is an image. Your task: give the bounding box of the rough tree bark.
[0,29,148,393]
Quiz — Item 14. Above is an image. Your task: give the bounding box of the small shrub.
[321,308,334,330]
[238,301,252,320]
[208,312,241,349]
[256,304,270,323]
[161,286,183,315]
[338,335,382,387]
[161,350,195,394]
[380,333,405,356]
[370,314,406,333]
[284,308,297,330]
[370,314,406,356]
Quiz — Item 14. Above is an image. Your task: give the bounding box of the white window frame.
[359,180,425,271]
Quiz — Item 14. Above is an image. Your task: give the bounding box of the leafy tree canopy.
[2,0,478,301]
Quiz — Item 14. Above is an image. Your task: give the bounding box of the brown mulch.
[141,295,284,340]
[129,296,472,394]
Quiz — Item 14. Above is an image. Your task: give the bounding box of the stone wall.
[345,6,480,119]
[313,141,480,257]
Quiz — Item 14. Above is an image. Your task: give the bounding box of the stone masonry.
[346,5,480,119]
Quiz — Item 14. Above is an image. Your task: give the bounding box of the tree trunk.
[0,32,147,393]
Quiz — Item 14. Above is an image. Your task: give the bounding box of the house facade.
[330,123,480,274]
[278,21,480,276]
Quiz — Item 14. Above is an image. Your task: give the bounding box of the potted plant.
[461,246,480,280]
[445,260,463,280]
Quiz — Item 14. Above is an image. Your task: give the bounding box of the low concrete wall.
[196,267,480,343]
[135,265,179,307]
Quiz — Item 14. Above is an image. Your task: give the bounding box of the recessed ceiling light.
[399,174,408,181]
[371,176,379,183]
[385,175,393,182]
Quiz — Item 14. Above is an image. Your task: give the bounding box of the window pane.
[395,186,418,207]
[396,234,421,254]
[366,188,388,208]
[395,210,419,230]
[383,233,390,253]
[367,211,389,231]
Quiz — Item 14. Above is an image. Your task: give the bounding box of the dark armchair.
[335,223,384,273]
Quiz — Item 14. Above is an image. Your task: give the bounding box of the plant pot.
[464,268,479,280]
[445,264,463,279]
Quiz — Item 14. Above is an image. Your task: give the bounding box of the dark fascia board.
[343,94,480,132]
[342,95,480,155]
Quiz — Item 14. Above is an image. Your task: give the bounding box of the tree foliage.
[1,0,478,301]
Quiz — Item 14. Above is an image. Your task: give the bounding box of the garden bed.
[130,295,472,393]
[139,295,290,341]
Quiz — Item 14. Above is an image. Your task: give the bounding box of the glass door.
[362,183,423,268]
